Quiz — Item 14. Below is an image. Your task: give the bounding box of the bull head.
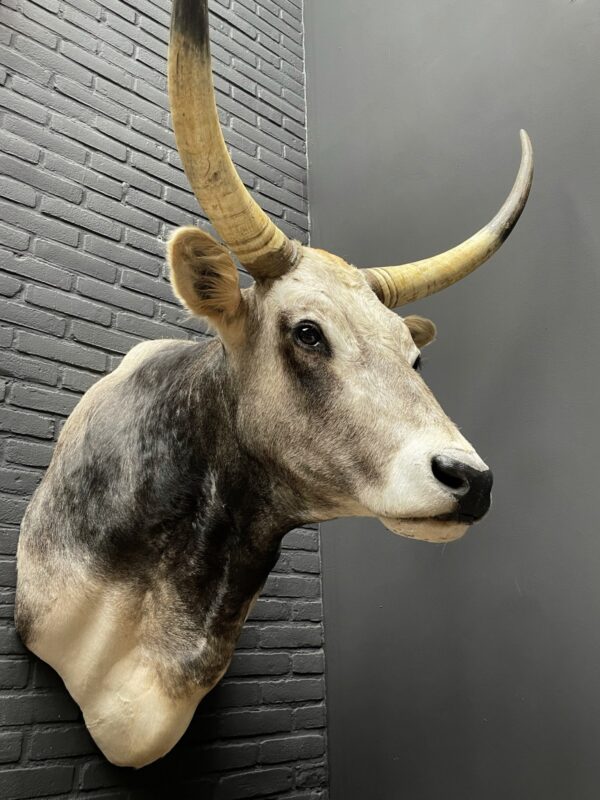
[15,0,533,769]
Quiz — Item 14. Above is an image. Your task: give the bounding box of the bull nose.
[431,455,493,522]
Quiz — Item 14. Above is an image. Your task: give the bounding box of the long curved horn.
[364,130,533,308]
[168,0,298,278]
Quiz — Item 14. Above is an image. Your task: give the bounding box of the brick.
[283,529,319,551]
[181,741,258,773]
[44,152,122,201]
[98,0,136,23]
[95,78,164,124]
[90,153,162,198]
[0,690,80,725]
[0,7,58,49]
[260,734,325,764]
[210,680,260,709]
[0,555,17,585]
[53,75,128,124]
[158,301,209,335]
[236,625,260,649]
[79,759,123,790]
[50,115,127,162]
[0,299,66,337]
[0,552,17,592]
[0,407,54,439]
[34,240,117,284]
[0,766,74,798]
[96,117,165,159]
[163,186,201,216]
[0,326,12,347]
[130,152,189,190]
[132,0,169,27]
[107,13,167,59]
[296,764,328,790]
[0,274,20,297]
[0,352,58,386]
[15,34,93,86]
[0,730,23,763]
[0,528,19,557]
[248,599,291,621]
[77,277,154,317]
[5,439,54,468]
[121,269,174,303]
[0,198,79,248]
[42,197,122,241]
[87,192,159,235]
[30,725,96,760]
[0,153,83,205]
[3,113,86,167]
[293,704,326,731]
[231,86,282,127]
[0,223,30,252]
[31,661,62,690]
[215,767,293,799]
[65,0,101,19]
[101,42,166,91]
[260,624,322,649]
[115,312,188,341]
[292,601,323,623]
[0,467,42,495]
[262,678,325,705]
[1,130,41,166]
[259,115,306,154]
[217,708,292,738]
[16,330,107,372]
[0,84,48,124]
[60,40,132,89]
[62,367,98,393]
[11,74,95,126]
[0,657,28,690]
[0,43,51,85]
[84,236,160,276]
[263,574,320,598]
[11,384,80,416]
[0,491,27,524]
[21,0,97,50]
[227,651,290,677]
[27,285,111,326]
[293,652,325,675]
[72,320,140,354]
[63,4,133,55]
[290,552,321,574]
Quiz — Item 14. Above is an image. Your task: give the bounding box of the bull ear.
[167,226,245,342]
[404,315,437,348]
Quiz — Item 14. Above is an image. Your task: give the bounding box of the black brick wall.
[0,0,328,797]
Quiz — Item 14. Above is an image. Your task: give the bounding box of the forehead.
[262,247,410,342]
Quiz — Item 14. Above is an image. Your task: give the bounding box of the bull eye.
[412,355,422,371]
[293,321,326,351]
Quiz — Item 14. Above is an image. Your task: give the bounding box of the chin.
[379,516,470,543]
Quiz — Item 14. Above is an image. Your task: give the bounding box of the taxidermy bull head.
[15,0,533,769]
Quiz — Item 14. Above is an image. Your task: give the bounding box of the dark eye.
[412,355,422,371]
[293,321,326,351]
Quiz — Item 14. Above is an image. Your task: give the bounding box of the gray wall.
[305,0,600,798]
[0,0,328,797]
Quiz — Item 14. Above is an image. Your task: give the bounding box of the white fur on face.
[235,247,490,541]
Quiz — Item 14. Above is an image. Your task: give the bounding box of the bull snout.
[431,455,493,522]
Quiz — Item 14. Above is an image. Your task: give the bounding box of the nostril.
[431,455,470,495]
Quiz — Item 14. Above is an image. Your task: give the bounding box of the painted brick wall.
[0,0,328,797]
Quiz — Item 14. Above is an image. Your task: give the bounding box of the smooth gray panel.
[305,0,600,798]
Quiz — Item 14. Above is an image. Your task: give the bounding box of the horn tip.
[519,129,533,157]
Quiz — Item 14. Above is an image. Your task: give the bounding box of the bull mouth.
[378,514,473,543]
